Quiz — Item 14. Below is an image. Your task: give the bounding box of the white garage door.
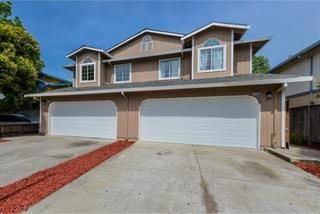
[49,101,117,139]
[140,96,260,148]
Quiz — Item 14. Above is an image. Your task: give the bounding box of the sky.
[12,1,320,80]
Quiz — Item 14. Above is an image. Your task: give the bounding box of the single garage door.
[49,101,117,139]
[140,96,260,148]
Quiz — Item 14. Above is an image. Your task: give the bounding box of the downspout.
[121,91,129,141]
[272,83,287,148]
[191,36,194,79]
[39,97,42,135]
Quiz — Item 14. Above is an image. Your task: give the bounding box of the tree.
[253,55,270,74]
[0,1,43,112]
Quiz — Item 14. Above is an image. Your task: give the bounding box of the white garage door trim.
[139,96,261,148]
[48,100,117,139]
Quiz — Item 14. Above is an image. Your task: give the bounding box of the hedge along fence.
[0,123,39,137]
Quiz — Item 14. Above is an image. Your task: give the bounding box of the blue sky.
[12,1,320,80]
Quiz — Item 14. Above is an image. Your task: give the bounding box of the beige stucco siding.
[104,52,191,83]
[280,58,311,96]
[41,84,283,148]
[234,45,251,75]
[288,91,320,108]
[193,27,232,79]
[109,33,182,59]
[75,51,100,88]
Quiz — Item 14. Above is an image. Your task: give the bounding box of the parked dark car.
[0,114,32,123]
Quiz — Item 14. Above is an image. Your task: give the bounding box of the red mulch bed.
[0,139,8,144]
[0,140,134,213]
[294,162,320,179]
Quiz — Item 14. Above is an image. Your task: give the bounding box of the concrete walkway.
[28,142,320,213]
[265,146,320,163]
[0,135,113,186]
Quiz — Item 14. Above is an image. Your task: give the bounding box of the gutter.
[25,76,313,98]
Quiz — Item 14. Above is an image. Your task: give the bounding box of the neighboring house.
[26,21,312,149]
[270,40,320,145]
[38,72,72,91]
[18,72,71,122]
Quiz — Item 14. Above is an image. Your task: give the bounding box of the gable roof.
[106,29,184,53]
[39,72,71,84]
[234,37,271,54]
[269,40,320,73]
[66,45,112,60]
[181,21,250,40]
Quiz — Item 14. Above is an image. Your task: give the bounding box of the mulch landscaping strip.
[0,139,8,144]
[294,162,320,179]
[0,140,135,213]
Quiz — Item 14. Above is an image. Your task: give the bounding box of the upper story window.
[141,35,153,52]
[198,38,226,72]
[114,63,131,83]
[159,58,180,79]
[80,57,95,82]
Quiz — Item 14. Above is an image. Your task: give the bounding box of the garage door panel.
[140,97,259,148]
[50,101,116,139]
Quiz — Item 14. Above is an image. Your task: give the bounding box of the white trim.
[231,29,234,76]
[75,56,78,87]
[67,46,109,59]
[79,61,96,83]
[114,63,132,83]
[191,36,194,79]
[138,95,260,149]
[182,22,250,40]
[158,57,181,80]
[249,43,253,74]
[107,29,184,53]
[281,87,286,148]
[197,44,227,73]
[98,53,101,86]
[25,76,313,98]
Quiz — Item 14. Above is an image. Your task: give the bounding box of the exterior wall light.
[266,91,273,99]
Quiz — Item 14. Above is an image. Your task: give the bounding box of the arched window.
[80,57,95,82]
[199,38,226,72]
[141,35,153,51]
[203,38,220,47]
[83,57,93,64]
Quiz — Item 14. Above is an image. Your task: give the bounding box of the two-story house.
[26,21,312,149]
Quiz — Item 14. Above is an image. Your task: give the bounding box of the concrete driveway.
[0,135,113,186]
[27,142,320,213]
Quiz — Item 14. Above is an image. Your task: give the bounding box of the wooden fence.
[0,123,39,137]
[290,105,320,144]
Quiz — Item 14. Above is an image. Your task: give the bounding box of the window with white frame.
[141,35,153,51]
[80,57,95,82]
[198,38,226,72]
[114,64,131,83]
[159,58,180,79]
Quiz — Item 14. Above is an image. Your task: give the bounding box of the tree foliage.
[253,55,270,74]
[0,1,43,112]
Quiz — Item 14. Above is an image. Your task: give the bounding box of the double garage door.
[49,96,260,148]
[49,101,117,139]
